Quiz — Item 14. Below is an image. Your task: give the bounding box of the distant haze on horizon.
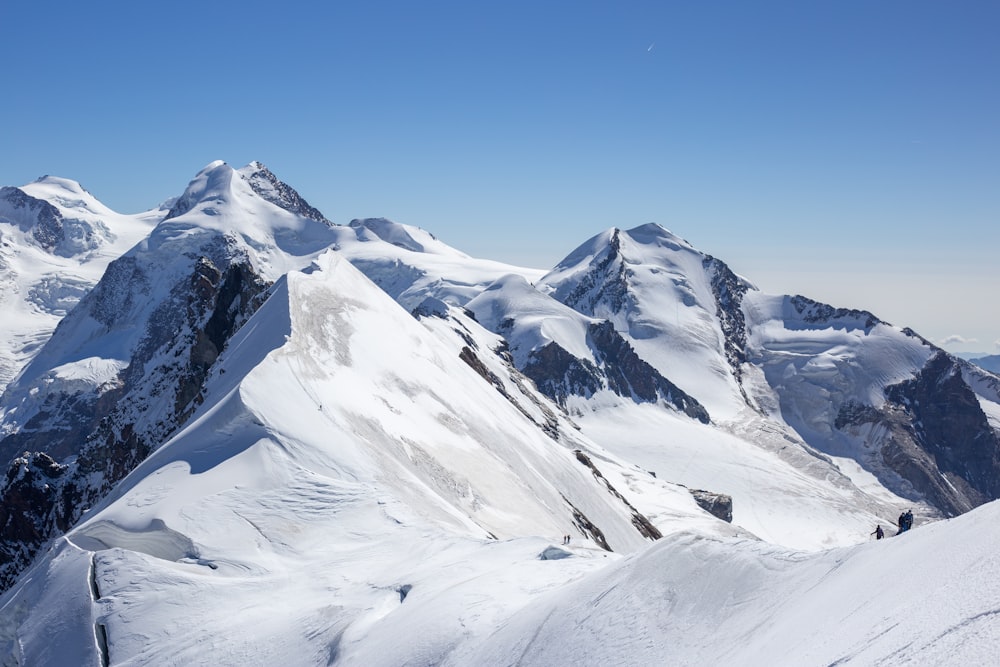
[2,1,997,355]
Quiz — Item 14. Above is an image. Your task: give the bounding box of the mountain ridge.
[0,161,997,664]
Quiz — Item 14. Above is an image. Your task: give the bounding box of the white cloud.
[939,334,978,346]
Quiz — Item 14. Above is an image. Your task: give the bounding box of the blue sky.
[3,1,997,353]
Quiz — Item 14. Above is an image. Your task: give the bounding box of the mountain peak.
[236,161,329,223]
[30,175,91,196]
[623,223,695,252]
[163,161,235,220]
[162,160,329,231]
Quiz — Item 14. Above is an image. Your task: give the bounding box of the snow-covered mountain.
[0,176,161,390]
[0,160,340,588]
[6,242,991,666]
[459,224,1000,519]
[970,353,1000,374]
[0,161,998,664]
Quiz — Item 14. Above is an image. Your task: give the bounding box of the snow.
[1,166,998,665]
[329,218,546,312]
[0,177,159,391]
[0,161,344,440]
[451,504,1000,666]
[539,225,752,420]
[572,402,910,550]
[466,273,598,367]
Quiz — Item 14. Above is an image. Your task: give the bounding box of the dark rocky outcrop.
[521,341,603,405]
[689,489,733,523]
[790,295,881,332]
[240,162,330,224]
[561,494,612,552]
[560,229,631,315]
[882,352,1000,514]
[0,453,74,589]
[521,321,710,423]
[0,186,66,252]
[0,249,271,591]
[458,343,561,441]
[704,256,750,383]
[588,321,709,423]
[836,352,1000,516]
[573,450,662,541]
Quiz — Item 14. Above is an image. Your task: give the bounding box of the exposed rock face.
[240,162,330,223]
[573,450,663,542]
[0,183,113,258]
[836,352,1000,516]
[883,352,1000,514]
[560,229,631,315]
[704,256,750,380]
[521,321,710,423]
[0,453,73,588]
[790,295,881,331]
[689,489,734,523]
[0,187,66,252]
[0,249,271,591]
[521,341,603,405]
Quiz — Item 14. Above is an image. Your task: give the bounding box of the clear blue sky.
[3,1,997,353]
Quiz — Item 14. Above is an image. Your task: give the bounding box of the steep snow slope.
[0,160,342,589]
[538,224,751,420]
[0,177,160,389]
[0,160,338,453]
[0,249,729,664]
[466,274,710,421]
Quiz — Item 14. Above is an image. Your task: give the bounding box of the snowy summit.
[0,161,998,666]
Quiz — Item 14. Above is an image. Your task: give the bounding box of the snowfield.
[0,162,997,666]
[0,176,160,390]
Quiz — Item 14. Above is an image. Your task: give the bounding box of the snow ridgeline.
[0,160,998,665]
[2,248,996,666]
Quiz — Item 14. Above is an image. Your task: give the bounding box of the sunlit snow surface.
[2,166,998,665]
[0,176,160,389]
[2,249,996,666]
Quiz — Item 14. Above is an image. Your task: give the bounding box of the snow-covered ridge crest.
[150,160,338,281]
[347,217,468,257]
[0,161,348,589]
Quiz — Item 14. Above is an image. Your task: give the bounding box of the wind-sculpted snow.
[450,502,1000,667]
[68,519,198,563]
[0,248,724,664]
